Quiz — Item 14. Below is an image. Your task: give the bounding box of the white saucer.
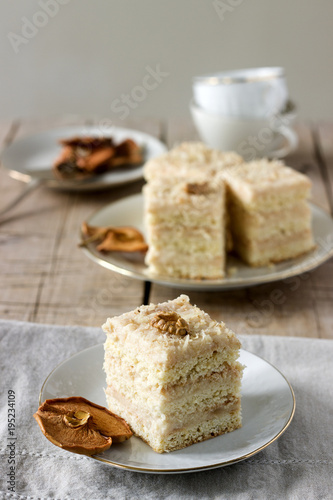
[1,126,167,191]
[40,343,295,474]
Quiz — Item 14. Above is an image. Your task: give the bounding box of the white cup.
[190,100,298,161]
[193,67,289,119]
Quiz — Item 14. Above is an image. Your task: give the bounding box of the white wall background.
[1,0,332,122]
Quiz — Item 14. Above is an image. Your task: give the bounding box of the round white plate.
[0,126,167,191]
[81,193,333,290]
[40,343,295,474]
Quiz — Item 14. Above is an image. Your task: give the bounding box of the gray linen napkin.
[0,318,332,500]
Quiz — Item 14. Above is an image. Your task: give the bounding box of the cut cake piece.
[220,159,315,266]
[103,294,243,453]
[143,175,226,279]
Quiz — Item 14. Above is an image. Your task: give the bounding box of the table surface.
[0,116,332,339]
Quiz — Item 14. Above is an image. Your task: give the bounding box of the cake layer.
[145,211,223,228]
[103,296,241,373]
[146,226,223,253]
[234,230,315,266]
[146,244,224,273]
[105,387,240,433]
[105,391,241,453]
[105,382,241,425]
[221,159,312,211]
[228,200,312,240]
[143,179,224,226]
[145,258,224,280]
[104,337,240,387]
[162,411,242,453]
[105,358,242,408]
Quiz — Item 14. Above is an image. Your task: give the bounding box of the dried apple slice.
[34,396,132,456]
[80,222,148,253]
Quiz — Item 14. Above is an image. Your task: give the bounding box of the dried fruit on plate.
[80,222,148,253]
[33,396,133,456]
[53,136,143,180]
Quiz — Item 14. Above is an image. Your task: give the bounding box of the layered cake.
[144,141,242,182]
[103,295,243,453]
[143,175,226,279]
[221,159,315,266]
[142,142,315,277]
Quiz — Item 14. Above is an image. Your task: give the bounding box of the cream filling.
[145,234,223,255]
[146,252,223,268]
[105,361,243,410]
[104,345,241,387]
[105,386,240,436]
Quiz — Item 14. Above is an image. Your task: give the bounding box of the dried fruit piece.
[80,221,110,245]
[53,136,143,180]
[34,396,133,456]
[151,311,189,336]
[96,227,148,253]
[110,139,143,167]
[80,222,148,253]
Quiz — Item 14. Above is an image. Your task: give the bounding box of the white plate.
[81,193,333,290]
[0,126,167,191]
[40,343,295,474]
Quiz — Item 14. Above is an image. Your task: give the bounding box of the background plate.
[81,193,333,290]
[40,343,295,474]
[1,126,167,191]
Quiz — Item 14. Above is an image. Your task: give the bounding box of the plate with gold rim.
[39,343,295,474]
[80,193,333,290]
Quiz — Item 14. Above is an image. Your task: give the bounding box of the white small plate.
[81,193,333,290]
[40,343,295,474]
[1,126,167,191]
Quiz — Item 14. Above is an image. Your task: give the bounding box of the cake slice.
[220,159,315,266]
[103,295,243,453]
[143,175,226,279]
[143,142,241,265]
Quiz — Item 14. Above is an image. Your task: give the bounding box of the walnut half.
[34,396,133,456]
[151,311,189,336]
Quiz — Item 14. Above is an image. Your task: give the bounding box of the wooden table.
[0,117,332,339]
